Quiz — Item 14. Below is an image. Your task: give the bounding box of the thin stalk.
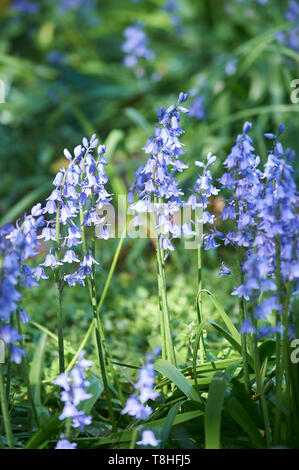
[282,282,291,442]
[0,364,14,449]
[129,427,138,449]
[252,326,272,447]
[66,223,127,372]
[5,316,13,401]
[157,256,167,362]
[235,198,250,393]
[154,203,176,366]
[16,311,40,428]
[196,205,205,364]
[55,201,65,374]
[274,234,284,444]
[79,203,116,432]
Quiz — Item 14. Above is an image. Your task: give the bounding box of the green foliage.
[0,0,298,450]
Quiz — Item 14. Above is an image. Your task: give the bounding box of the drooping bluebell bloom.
[187,152,221,250]
[276,1,299,51]
[219,121,262,249]
[122,23,155,68]
[163,1,183,33]
[0,207,44,362]
[55,439,77,449]
[188,95,205,121]
[39,135,112,288]
[12,0,39,14]
[137,430,161,447]
[229,124,298,338]
[53,351,93,431]
[121,348,160,422]
[129,93,189,256]
[218,263,231,277]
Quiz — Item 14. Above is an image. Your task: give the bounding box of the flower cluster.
[163,1,182,32]
[189,95,206,121]
[122,23,155,68]
[0,206,44,363]
[222,123,299,337]
[54,351,93,449]
[187,152,221,250]
[277,1,299,51]
[129,92,190,255]
[219,121,262,249]
[121,348,160,447]
[39,134,111,288]
[12,0,39,14]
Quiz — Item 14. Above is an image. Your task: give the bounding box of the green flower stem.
[235,198,250,393]
[274,233,284,444]
[251,323,272,447]
[66,223,127,374]
[90,200,123,406]
[16,310,40,428]
[129,427,138,449]
[0,364,14,449]
[54,170,68,374]
[282,281,291,441]
[157,256,167,362]
[5,316,13,400]
[237,248,250,393]
[79,203,117,433]
[196,205,205,364]
[155,208,176,367]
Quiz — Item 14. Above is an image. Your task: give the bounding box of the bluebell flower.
[1,209,44,362]
[188,152,221,250]
[137,430,161,447]
[55,439,77,449]
[39,135,111,287]
[129,93,189,257]
[218,263,231,277]
[122,349,160,422]
[189,95,205,121]
[53,351,93,432]
[122,23,155,68]
[240,320,256,334]
[12,0,39,14]
[276,1,299,51]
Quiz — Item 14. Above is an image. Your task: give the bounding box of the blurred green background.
[0,0,298,222]
[0,0,298,365]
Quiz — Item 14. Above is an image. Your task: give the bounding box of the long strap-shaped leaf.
[155,359,201,403]
[91,409,203,448]
[209,321,254,369]
[200,289,241,344]
[205,371,229,449]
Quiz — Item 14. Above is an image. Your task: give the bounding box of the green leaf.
[209,321,254,369]
[25,414,62,449]
[226,396,265,448]
[200,290,240,344]
[161,400,185,443]
[29,332,50,425]
[80,373,103,415]
[91,410,203,448]
[258,340,276,364]
[104,129,127,197]
[124,108,151,134]
[155,359,201,403]
[192,320,207,392]
[0,184,52,225]
[205,371,229,449]
[29,333,47,406]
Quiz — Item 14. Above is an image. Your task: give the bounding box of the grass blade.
[205,371,229,449]
[155,359,201,403]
